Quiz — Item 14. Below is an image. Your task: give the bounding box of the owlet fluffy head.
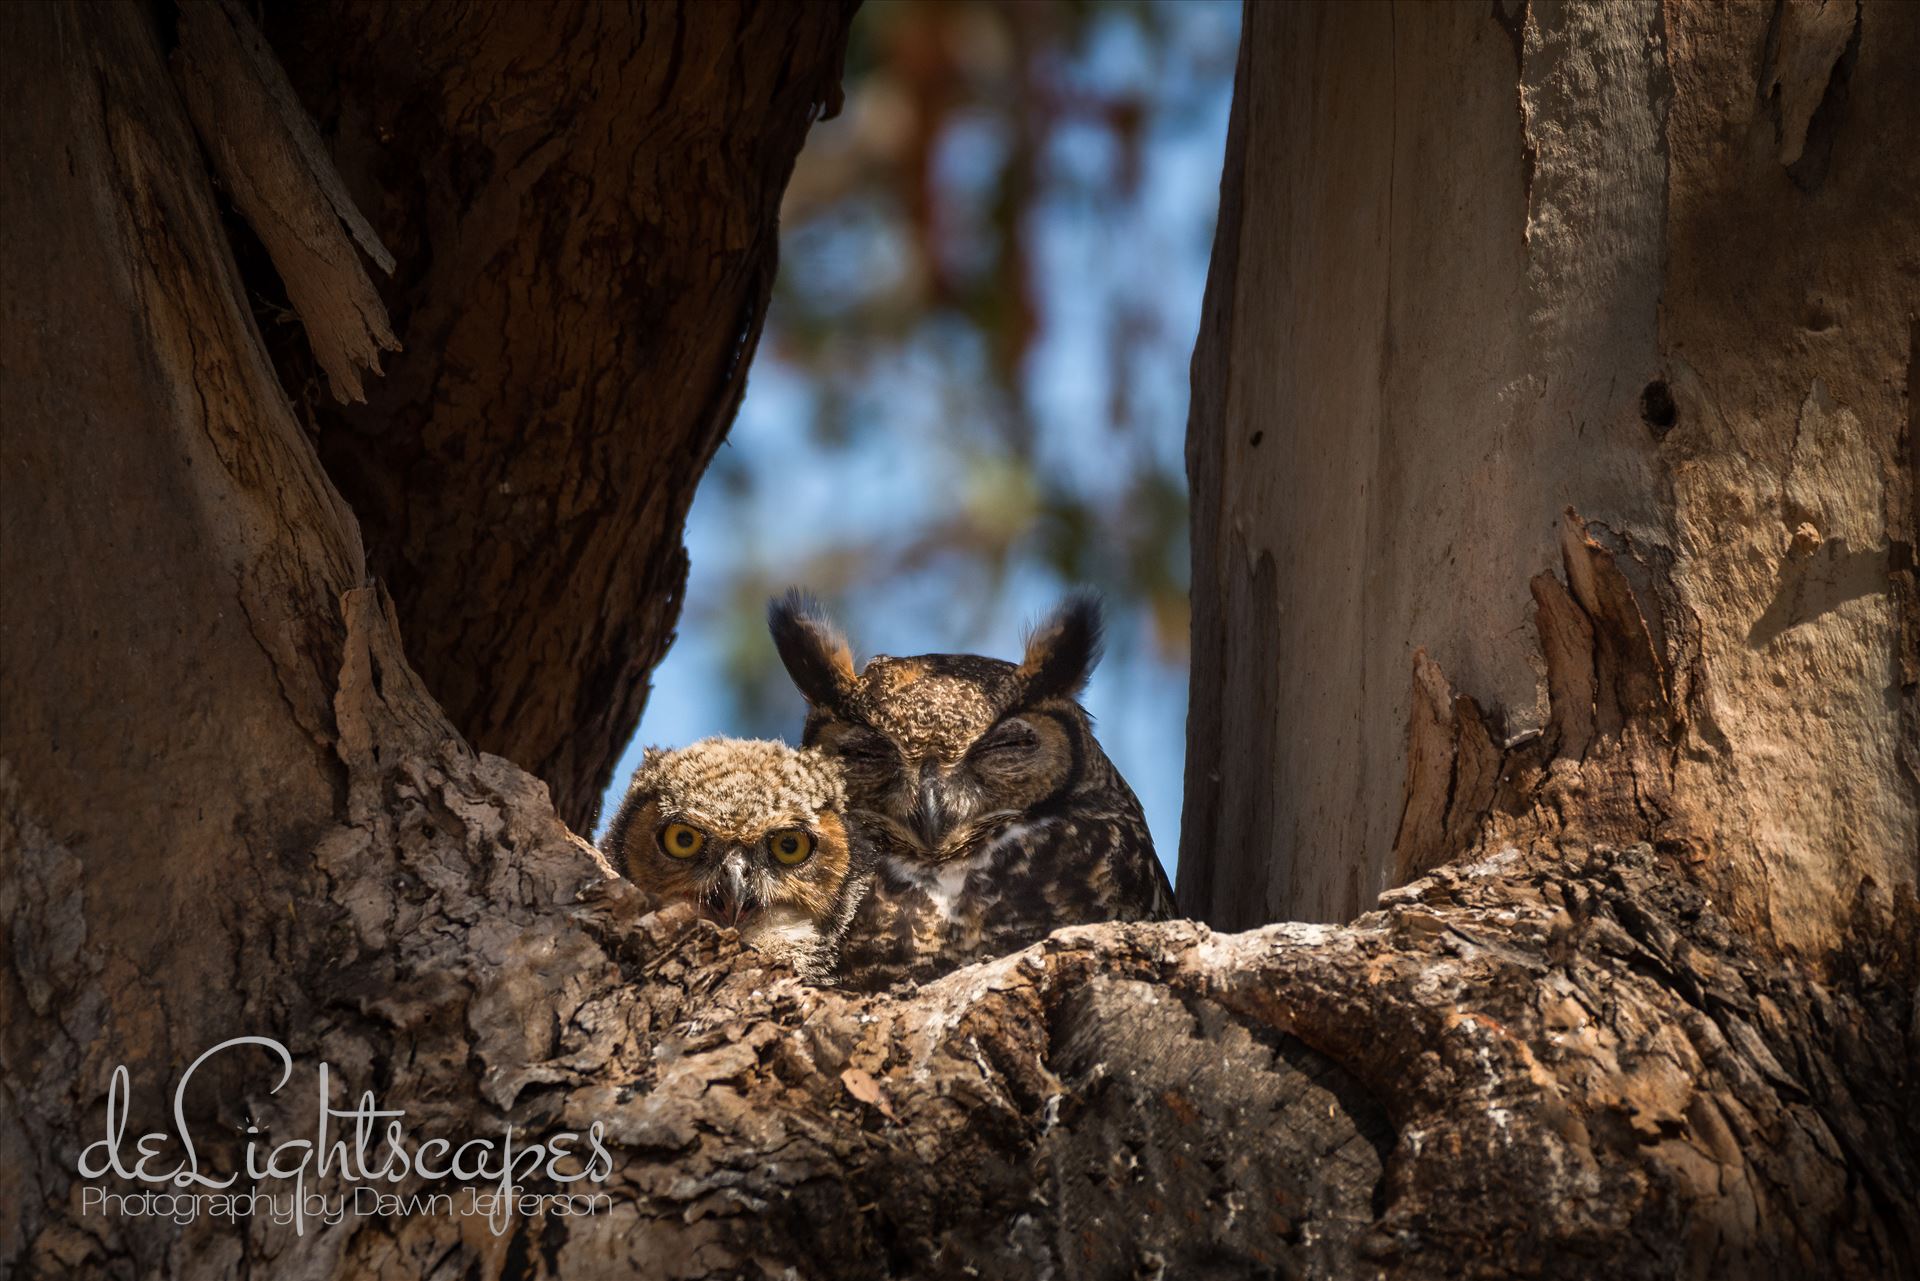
[602,737,869,981]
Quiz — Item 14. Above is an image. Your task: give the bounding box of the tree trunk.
[262,1,854,832]
[3,4,1915,1281]
[1178,0,1918,945]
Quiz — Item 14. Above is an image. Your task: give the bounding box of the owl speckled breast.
[838,804,1165,989]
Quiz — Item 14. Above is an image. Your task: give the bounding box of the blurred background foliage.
[600,0,1240,870]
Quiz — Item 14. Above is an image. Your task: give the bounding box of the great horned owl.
[603,737,871,982]
[768,591,1175,988]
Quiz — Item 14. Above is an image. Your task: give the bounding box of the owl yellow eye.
[767,829,814,866]
[659,822,706,859]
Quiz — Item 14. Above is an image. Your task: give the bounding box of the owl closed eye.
[602,737,872,983]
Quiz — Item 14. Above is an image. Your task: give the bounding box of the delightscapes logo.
[77,1036,615,1236]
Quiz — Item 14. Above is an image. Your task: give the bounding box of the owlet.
[604,737,871,983]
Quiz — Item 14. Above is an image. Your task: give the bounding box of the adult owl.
[768,590,1175,988]
[603,737,871,982]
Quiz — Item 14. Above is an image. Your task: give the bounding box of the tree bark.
[3,3,1916,1281]
[1178,0,1919,951]
[260,1,854,831]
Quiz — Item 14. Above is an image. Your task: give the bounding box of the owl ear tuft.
[1018,591,1104,702]
[768,589,858,711]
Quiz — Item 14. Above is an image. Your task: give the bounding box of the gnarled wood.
[15,573,1913,1279]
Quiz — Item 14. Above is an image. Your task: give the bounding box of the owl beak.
[716,851,757,927]
[911,772,950,851]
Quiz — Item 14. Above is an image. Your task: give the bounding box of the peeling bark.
[173,0,398,402]
[1761,0,1861,177]
[259,0,855,830]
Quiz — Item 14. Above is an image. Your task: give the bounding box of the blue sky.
[596,2,1239,881]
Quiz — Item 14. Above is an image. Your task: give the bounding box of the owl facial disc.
[602,736,872,983]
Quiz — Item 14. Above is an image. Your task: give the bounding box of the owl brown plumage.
[768,591,1175,989]
[603,738,871,982]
